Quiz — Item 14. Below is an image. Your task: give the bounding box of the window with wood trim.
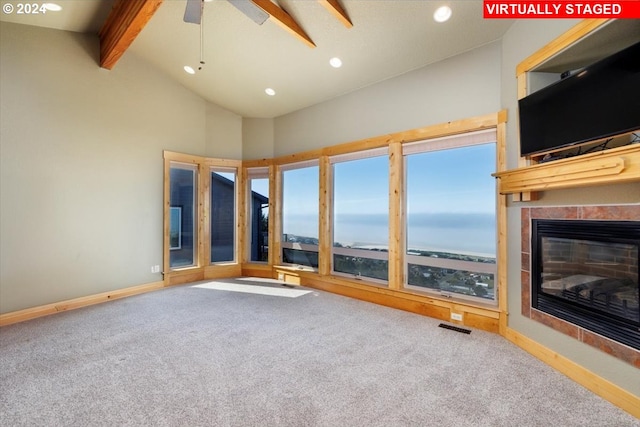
[331,148,389,282]
[169,162,198,269]
[281,160,319,268]
[247,167,269,263]
[403,130,497,302]
[164,152,243,280]
[210,167,237,263]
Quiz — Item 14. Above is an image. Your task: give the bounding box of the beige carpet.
[1,278,638,426]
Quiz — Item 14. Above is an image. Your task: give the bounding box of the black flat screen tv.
[518,41,640,157]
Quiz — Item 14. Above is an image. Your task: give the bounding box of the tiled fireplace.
[521,205,640,368]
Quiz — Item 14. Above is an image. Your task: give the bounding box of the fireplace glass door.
[532,220,640,350]
[539,236,638,324]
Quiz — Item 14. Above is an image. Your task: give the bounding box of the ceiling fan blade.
[184,0,202,24]
[228,0,269,25]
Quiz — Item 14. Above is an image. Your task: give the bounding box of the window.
[281,161,319,268]
[331,149,389,282]
[169,163,198,269]
[164,153,243,277]
[210,168,236,263]
[247,167,269,263]
[404,130,497,301]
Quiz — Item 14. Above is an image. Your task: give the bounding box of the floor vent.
[438,323,471,334]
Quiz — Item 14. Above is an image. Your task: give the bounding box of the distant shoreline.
[347,242,495,260]
[284,233,496,260]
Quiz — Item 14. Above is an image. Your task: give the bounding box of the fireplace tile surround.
[521,205,640,368]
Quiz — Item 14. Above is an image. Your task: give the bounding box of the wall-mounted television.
[518,41,640,157]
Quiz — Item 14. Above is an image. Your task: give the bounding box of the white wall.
[500,20,640,395]
[242,118,275,160]
[274,42,502,155]
[0,22,242,312]
[205,102,242,159]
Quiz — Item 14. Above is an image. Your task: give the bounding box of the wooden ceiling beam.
[99,0,164,70]
[318,0,352,28]
[251,0,316,48]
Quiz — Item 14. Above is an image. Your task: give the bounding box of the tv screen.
[519,41,640,157]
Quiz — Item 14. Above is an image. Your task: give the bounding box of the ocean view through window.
[404,133,497,301]
[332,150,389,281]
[281,161,319,268]
[276,130,497,299]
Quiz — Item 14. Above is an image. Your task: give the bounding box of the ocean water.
[283,212,496,257]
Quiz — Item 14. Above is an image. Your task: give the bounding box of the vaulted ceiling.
[1,1,515,118]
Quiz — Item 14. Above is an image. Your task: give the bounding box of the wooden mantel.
[493,144,640,195]
[509,19,640,201]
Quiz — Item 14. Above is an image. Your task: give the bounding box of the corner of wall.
[205,101,243,159]
[242,117,275,160]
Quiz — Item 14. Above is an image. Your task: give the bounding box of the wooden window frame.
[163,111,507,332]
[245,166,270,265]
[330,147,390,284]
[209,166,239,265]
[402,130,498,304]
[279,159,321,270]
[163,151,242,286]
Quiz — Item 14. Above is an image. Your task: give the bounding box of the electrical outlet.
[151,265,160,273]
[277,272,285,281]
[451,312,463,322]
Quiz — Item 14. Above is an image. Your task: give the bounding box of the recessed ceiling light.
[43,3,62,11]
[433,6,452,23]
[265,88,276,96]
[184,65,195,75]
[329,57,342,68]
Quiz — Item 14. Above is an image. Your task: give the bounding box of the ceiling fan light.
[265,88,276,96]
[433,6,452,23]
[184,66,196,75]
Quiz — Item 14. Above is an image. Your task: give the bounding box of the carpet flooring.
[1,277,638,426]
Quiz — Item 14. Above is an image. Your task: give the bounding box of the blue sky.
[250,178,269,199]
[334,155,389,215]
[279,142,496,215]
[406,143,496,214]
[254,142,497,250]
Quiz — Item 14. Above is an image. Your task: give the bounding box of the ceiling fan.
[182,0,351,52]
[182,1,280,72]
[184,0,269,26]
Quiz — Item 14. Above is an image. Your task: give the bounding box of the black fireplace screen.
[532,220,640,349]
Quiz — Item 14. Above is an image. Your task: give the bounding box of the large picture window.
[210,168,237,263]
[331,149,389,282]
[404,130,497,301]
[169,163,198,269]
[281,161,319,268]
